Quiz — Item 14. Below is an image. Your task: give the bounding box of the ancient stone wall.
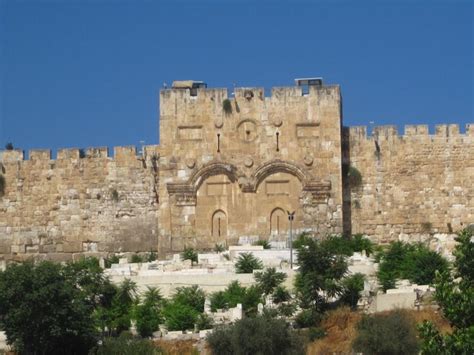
[0,146,160,261]
[346,124,474,242]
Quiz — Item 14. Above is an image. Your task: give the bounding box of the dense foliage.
[353,310,419,355]
[209,280,263,317]
[377,241,448,290]
[91,332,161,355]
[0,260,101,353]
[254,267,287,295]
[134,287,164,337]
[418,227,474,354]
[162,285,205,331]
[235,252,263,273]
[181,247,198,265]
[207,315,305,355]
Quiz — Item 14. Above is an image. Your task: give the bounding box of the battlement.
[0,145,160,163]
[348,123,474,140]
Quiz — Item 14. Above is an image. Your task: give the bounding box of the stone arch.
[212,209,227,238]
[270,207,287,236]
[189,161,241,192]
[252,159,312,191]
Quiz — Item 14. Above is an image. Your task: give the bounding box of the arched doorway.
[270,208,287,236]
[212,210,227,239]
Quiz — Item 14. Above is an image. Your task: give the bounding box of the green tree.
[0,261,97,353]
[135,287,164,338]
[162,285,205,331]
[109,279,138,334]
[207,315,305,355]
[254,267,287,295]
[294,237,347,312]
[181,247,198,265]
[235,252,263,273]
[418,227,474,354]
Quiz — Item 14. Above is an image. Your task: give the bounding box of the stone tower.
[157,79,344,252]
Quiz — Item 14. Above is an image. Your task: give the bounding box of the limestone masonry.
[0,80,472,260]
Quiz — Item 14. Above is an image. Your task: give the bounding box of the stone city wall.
[347,123,474,242]
[0,145,160,261]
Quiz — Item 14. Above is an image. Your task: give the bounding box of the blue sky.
[1,0,472,155]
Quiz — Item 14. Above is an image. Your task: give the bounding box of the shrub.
[162,301,198,331]
[352,310,419,355]
[254,267,286,295]
[340,273,365,309]
[92,331,160,354]
[146,251,157,262]
[110,188,119,202]
[292,231,313,249]
[209,281,262,317]
[418,227,474,354]
[196,313,214,330]
[253,239,271,249]
[214,243,226,253]
[321,235,354,256]
[272,285,291,304]
[294,309,321,329]
[207,315,305,355]
[350,233,374,255]
[104,254,120,268]
[181,247,198,265]
[235,252,263,273]
[172,285,205,313]
[0,174,5,197]
[135,287,163,337]
[131,254,144,263]
[210,290,228,311]
[377,241,448,291]
[222,99,232,114]
[308,326,326,341]
[4,142,13,150]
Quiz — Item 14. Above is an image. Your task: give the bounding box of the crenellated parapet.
[348,123,473,142]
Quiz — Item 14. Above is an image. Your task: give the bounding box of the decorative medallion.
[244,157,254,168]
[303,155,313,166]
[185,158,196,169]
[214,117,223,129]
[273,118,283,127]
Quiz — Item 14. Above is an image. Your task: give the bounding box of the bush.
[235,252,263,273]
[104,254,120,268]
[350,233,374,255]
[162,301,198,331]
[4,142,13,150]
[209,281,263,317]
[292,231,313,249]
[172,285,205,313]
[340,273,365,309]
[92,332,160,355]
[181,247,198,265]
[308,326,326,341]
[222,99,232,114]
[272,285,291,304]
[347,165,362,188]
[352,310,419,355]
[377,241,448,291]
[131,254,144,263]
[214,243,226,253]
[253,239,271,249]
[146,251,157,262]
[207,315,305,355]
[196,313,214,330]
[294,309,321,329]
[254,267,286,295]
[135,287,163,337]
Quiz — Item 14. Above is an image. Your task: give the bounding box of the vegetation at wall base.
[376,241,448,291]
[418,227,474,354]
[131,253,144,263]
[207,315,306,355]
[253,239,271,249]
[181,247,198,265]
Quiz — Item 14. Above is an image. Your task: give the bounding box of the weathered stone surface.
[0,81,472,259]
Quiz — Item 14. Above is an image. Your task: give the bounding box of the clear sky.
[0,0,472,155]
